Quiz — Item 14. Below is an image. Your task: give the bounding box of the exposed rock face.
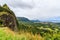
[0,4,18,31]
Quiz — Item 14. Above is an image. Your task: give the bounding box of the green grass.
[0,27,43,40]
[0,27,28,40]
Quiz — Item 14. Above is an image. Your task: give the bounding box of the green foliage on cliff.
[0,4,19,31]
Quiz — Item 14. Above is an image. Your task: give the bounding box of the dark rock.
[0,4,18,31]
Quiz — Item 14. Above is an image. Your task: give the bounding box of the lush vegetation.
[17,18,60,40]
[0,4,60,40]
[1,20,60,40]
[0,27,43,40]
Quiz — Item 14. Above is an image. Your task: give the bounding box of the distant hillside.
[31,20,40,23]
[17,17,30,22]
[17,17,41,23]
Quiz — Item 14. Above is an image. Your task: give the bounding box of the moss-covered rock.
[0,4,19,31]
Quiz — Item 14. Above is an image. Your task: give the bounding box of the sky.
[0,0,60,20]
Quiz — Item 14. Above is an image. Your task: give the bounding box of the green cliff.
[0,4,19,31]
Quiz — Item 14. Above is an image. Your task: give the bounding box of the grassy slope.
[0,27,44,40]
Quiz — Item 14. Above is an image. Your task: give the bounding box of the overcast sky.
[0,0,60,20]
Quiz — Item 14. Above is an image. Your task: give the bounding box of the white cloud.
[0,0,60,20]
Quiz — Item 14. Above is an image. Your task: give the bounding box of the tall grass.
[0,27,44,40]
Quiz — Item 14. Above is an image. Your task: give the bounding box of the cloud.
[0,0,60,20]
[6,0,34,9]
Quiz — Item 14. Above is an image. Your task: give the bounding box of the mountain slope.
[17,17,30,22]
[31,20,40,22]
[0,4,19,31]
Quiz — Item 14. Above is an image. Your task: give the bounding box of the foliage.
[0,4,60,40]
[0,27,43,40]
[17,20,60,40]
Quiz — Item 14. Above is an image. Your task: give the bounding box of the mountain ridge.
[17,17,60,23]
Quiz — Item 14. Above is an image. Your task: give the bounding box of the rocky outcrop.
[0,4,18,31]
